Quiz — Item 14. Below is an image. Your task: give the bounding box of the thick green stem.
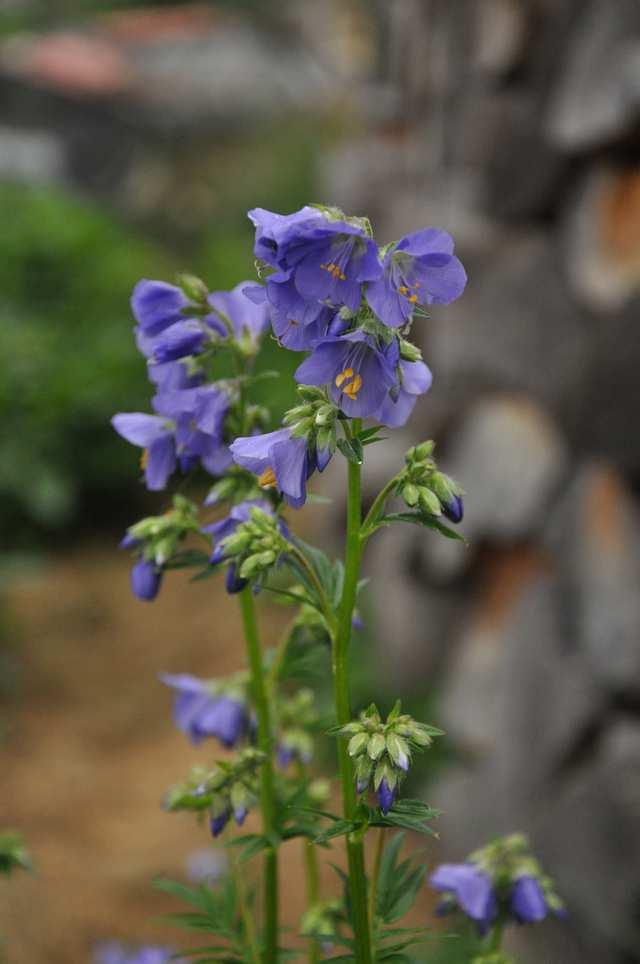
[486,920,504,953]
[239,588,278,963]
[296,763,321,964]
[368,828,386,942]
[332,422,373,964]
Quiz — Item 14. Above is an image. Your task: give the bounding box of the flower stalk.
[238,587,279,962]
[332,419,373,964]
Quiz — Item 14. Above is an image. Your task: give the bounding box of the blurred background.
[1,1,640,961]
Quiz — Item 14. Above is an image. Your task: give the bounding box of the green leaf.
[337,437,362,465]
[313,819,360,844]
[381,513,466,542]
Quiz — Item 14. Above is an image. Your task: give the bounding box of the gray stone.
[0,125,66,183]
[545,0,640,151]
[546,463,640,693]
[434,396,569,546]
[426,235,594,430]
[563,165,640,313]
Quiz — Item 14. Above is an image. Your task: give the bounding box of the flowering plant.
[111,205,563,962]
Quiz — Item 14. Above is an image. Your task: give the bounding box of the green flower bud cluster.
[283,386,340,461]
[165,748,265,822]
[398,441,463,518]
[205,467,263,508]
[126,494,200,566]
[219,507,289,583]
[338,701,443,801]
[469,834,564,915]
[276,688,319,767]
[300,898,343,946]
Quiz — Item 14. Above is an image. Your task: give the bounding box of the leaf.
[337,437,362,465]
[165,550,211,570]
[313,819,360,844]
[226,833,271,863]
[381,513,466,542]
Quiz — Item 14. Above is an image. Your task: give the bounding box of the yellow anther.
[259,467,277,488]
[342,373,363,400]
[320,261,347,281]
[335,367,354,388]
[140,448,149,470]
[408,294,418,303]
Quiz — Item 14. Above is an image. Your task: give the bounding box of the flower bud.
[399,338,423,363]
[418,487,442,516]
[402,483,420,507]
[348,732,369,757]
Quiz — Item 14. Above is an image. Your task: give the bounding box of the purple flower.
[295,331,398,419]
[248,206,326,268]
[131,279,191,337]
[94,943,177,964]
[185,848,228,885]
[208,281,270,348]
[376,778,397,815]
[111,413,176,490]
[430,863,498,936]
[160,673,249,747]
[366,228,466,328]
[130,557,162,602]
[149,320,208,364]
[374,359,433,428]
[112,384,232,489]
[230,429,319,509]
[510,876,549,924]
[245,273,341,350]
[249,206,382,311]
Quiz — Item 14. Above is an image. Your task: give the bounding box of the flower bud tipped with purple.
[209,809,231,838]
[131,557,162,602]
[442,493,464,524]
[377,778,397,815]
[225,563,248,595]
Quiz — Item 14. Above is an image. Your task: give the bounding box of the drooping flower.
[245,273,341,350]
[249,206,382,312]
[510,876,550,924]
[112,384,232,490]
[365,228,467,329]
[131,279,191,337]
[294,331,399,419]
[130,557,163,602]
[442,493,464,523]
[430,863,498,936]
[230,429,319,509]
[94,942,178,964]
[374,358,433,428]
[207,281,270,350]
[248,205,327,268]
[160,673,249,748]
[111,413,176,490]
[148,320,208,365]
[203,499,288,593]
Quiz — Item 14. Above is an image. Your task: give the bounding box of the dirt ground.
[1,544,433,963]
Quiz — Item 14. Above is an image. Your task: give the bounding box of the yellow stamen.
[398,283,420,303]
[320,261,347,281]
[341,373,363,400]
[335,367,354,388]
[140,448,149,469]
[259,467,277,488]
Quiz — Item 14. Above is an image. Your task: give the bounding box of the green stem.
[332,419,373,964]
[486,920,504,953]
[233,852,261,964]
[239,588,279,963]
[360,473,401,540]
[368,828,386,942]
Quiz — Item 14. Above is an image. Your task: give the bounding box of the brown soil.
[1,543,434,963]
